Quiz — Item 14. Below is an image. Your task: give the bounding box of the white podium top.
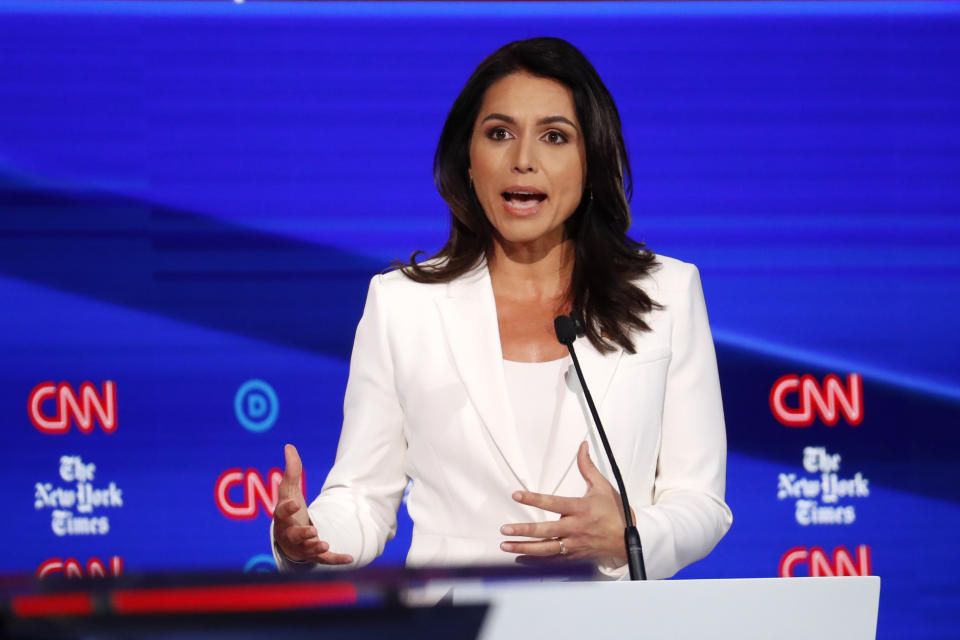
[452,576,880,640]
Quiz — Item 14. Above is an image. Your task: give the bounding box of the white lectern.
[453,577,880,640]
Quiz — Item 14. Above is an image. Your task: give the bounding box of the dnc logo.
[244,554,277,573]
[234,379,278,432]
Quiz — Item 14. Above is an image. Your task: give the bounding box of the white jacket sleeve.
[603,263,733,580]
[272,274,408,571]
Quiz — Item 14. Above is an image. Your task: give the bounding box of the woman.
[271,37,732,580]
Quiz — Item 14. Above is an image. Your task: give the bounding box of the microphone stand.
[555,314,647,581]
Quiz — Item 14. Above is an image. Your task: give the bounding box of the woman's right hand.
[273,444,354,565]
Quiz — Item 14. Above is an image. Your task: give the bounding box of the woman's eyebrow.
[480,113,579,131]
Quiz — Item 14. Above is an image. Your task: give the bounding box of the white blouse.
[502,357,571,492]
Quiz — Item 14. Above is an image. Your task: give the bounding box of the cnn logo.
[769,374,862,427]
[779,545,871,577]
[37,556,123,578]
[215,468,304,520]
[28,381,117,434]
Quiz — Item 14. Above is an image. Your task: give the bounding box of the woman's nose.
[512,135,538,174]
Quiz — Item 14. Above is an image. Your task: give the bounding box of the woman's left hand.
[499,441,633,568]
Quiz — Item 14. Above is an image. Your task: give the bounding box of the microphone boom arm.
[558,315,647,580]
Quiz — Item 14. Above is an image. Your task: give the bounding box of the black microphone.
[554,313,647,581]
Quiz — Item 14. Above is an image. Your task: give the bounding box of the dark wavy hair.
[394,37,660,354]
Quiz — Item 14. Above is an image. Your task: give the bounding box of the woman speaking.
[270,37,732,580]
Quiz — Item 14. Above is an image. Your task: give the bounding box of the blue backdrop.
[1,2,958,638]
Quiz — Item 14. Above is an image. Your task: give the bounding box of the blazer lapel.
[435,262,533,491]
[541,335,623,495]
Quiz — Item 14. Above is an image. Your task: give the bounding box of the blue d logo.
[235,380,278,432]
[247,394,267,418]
[243,553,277,573]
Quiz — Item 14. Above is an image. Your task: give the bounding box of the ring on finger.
[553,537,568,557]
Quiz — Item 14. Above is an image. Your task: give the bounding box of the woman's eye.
[488,127,511,141]
[544,131,568,145]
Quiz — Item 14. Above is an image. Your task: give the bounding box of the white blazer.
[272,254,732,579]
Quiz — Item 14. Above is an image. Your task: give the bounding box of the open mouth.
[502,191,547,210]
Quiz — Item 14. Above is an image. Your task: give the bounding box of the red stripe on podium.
[12,592,95,617]
[110,582,359,614]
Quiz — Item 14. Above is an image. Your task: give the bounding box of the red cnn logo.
[215,468,304,520]
[769,374,863,427]
[28,381,117,434]
[37,556,123,578]
[779,545,872,577]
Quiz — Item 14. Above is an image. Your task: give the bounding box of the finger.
[513,490,581,515]
[272,499,301,526]
[279,538,330,563]
[315,551,354,565]
[283,444,303,485]
[576,441,605,489]
[298,538,330,558]
[500,538,567,557]
[285,525,318,545]
[500,521,571,540]
[276,499,300,518]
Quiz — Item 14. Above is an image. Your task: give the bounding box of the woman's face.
[468,71,587,251]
